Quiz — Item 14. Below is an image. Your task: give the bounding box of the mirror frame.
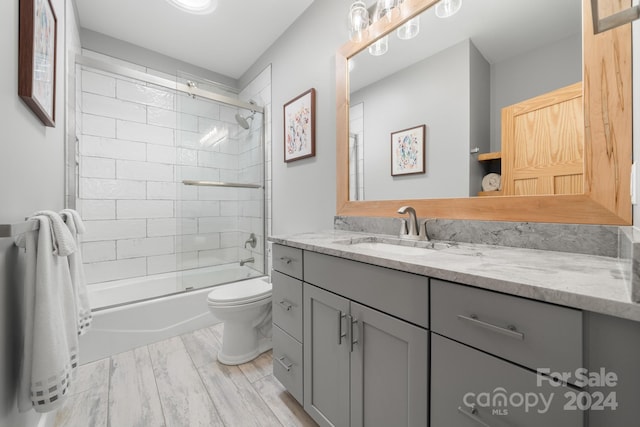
[336,0,632,225]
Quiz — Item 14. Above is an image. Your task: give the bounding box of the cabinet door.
[350,302,428,427]
[303,284,351,427]
[431,333,583,427]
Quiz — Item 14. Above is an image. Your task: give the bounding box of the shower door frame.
[75,55,264,113]
[69,54,268,280]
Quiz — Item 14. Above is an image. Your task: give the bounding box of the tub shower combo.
[72,55,270,363]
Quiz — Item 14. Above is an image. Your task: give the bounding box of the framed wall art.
[284,88,316,162]
[19,0,58,127]
[391,124,425,176]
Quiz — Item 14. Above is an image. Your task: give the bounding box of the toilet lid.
[207,279,272,305]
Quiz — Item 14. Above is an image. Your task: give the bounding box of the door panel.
[350,302,429,427]
[303,284,351,427]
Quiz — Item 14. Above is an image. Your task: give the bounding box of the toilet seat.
[207,279,272,307]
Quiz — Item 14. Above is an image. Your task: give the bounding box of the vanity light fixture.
[435,0,462,18]
[348,0,421,56]
[396,0,420,40]
[368,1,390,56]
[165,0,218,15]
[368,36,389,56]
[349,1,370,42]
[375,0,398,22]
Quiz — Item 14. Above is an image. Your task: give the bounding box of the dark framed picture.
[284,88,316,162]
[391,124,426,176]
[19,0,58,127]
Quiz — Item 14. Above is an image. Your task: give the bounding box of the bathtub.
[79,264,268,364]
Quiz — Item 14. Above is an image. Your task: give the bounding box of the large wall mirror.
[336,0,632,225]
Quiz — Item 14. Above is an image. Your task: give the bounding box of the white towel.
[32,210,77,256]
[15,215,79,413]
[481,173,502,192]
[60,209,92,336]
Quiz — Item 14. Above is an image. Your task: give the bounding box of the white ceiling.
[74,0,315,79]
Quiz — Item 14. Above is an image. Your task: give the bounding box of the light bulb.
[375,0,398,22]
[435,0,462,18]
[397,17,420,40]
[349,1,370,42]
[368,35,389,56]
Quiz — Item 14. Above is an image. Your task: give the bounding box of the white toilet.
[207,278,273,365]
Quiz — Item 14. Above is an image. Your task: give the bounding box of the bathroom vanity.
[270,231,640,427]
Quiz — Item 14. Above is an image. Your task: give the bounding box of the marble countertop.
[269,230,640,322]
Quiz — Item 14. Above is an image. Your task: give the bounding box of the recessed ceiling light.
[166,0,218,15]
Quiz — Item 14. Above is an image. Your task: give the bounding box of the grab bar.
[182,180,262,189]
[0,220,39,238]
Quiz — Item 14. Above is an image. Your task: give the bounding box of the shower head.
[235,111,255,129]
[235,100,258,130]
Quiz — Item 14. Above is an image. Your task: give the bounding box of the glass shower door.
[174,73,265,292]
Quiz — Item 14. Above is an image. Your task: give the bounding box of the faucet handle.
[399,219,408,236]
[419,219,430,241]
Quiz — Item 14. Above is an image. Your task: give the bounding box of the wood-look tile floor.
[54,324,318,427]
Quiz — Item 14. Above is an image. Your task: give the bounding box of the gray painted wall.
[239,0,346,234]
[0,0,73,425]
[490,33,582,152]
[350,40,481,200]
[469,42,491,196]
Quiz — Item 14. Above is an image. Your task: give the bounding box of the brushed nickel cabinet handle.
[457,314,524,340]
[349,315,359,352]
[338,312,347,345]
[279,257,292,264]
[276,356,293,372]
[457,405,492,427]
[278,300,293,311]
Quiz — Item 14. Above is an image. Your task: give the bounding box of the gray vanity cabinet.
[430,279,584,427]
[431,333,583,427]
[303,283,429,427]
[303,283,351,427]
[272,244,305,404]
[349,301,428,427]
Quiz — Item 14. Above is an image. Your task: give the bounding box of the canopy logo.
[461,368,619,416]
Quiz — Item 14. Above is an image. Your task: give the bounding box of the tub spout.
[240,257,255,266]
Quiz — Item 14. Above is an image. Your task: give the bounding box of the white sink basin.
[333,236,451,256]
[349,241,437,256]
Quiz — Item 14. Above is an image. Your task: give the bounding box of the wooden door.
[501,82,584,196]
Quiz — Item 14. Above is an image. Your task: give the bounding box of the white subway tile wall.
[78,51,271,284]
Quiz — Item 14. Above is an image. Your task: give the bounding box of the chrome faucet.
[240,257,255,266]
[397,206,428,241]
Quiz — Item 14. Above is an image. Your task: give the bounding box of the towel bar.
[0,220,40,238]
[182,180,262,189]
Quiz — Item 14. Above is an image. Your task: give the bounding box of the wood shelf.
[477,151,501,162]
[477,190,504,197]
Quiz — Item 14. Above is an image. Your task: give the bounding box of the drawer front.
[431,279,582,375]
[273,244,303,279]
[272,270,303,341]
[431,334,583,427]
[273,325,303,404]
[304,251,429,328]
